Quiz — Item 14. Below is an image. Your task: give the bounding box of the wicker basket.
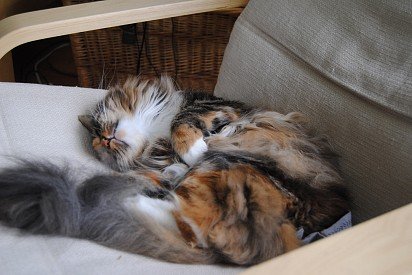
[62,0,241,92]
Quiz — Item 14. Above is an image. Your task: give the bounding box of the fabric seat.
[0,82,243,274]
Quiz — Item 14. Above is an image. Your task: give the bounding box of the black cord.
[136,24,144,75]
[20,40,70,83]
[46,60,77,77]
[171,17,179,80]
[24,70,49,84]
[142,22,159,77]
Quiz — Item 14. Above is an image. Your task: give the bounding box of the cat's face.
[79,76,182,171]
[78,79,149,171]
[79,109,147,172]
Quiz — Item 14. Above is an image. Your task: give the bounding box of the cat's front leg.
[171,123,208,166]
[171,109,239,166]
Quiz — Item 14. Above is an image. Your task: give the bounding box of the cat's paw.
[182,138,208,166]
[163,163,189,180]
[217,124,238,137]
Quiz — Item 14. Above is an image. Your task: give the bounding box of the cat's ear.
[78,115,95,133]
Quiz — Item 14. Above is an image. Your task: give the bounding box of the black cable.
[142,22,160,77]
[24,70,49,84]
[46,60,77,77]
[171,17,179,80]
[136,23,144,75]
[19,40,70,83]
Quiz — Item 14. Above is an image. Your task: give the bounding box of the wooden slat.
[0,0,248,60]
[243,204,412,275]
[0,52,14,82]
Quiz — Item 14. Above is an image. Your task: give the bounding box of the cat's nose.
[101,137,113,148]
[101,139,109,147]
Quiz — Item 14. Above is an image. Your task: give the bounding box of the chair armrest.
[0,0,248,59]
[242,204,412,275]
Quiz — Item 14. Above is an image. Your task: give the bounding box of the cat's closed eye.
[96,122,128,148]
[100,123,116,139]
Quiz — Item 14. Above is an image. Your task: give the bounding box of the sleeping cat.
[0,76,349,265]
[77,76,249,171]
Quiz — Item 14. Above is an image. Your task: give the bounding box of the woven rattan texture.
[62,0,240,93]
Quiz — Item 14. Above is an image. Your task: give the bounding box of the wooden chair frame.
[0,0,248,60]
[0,0,410,273]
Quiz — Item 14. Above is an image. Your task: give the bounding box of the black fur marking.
[159,179,174,190]
[212,183,229,214]
[142,188,170,200]
[243,184,256,224]
[176,185,190,200]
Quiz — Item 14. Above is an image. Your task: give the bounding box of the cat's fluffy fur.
[0,76,349,265]
[78,76,248,171]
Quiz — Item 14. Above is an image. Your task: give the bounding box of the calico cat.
[77,76,248,171]
[0,76,349,265]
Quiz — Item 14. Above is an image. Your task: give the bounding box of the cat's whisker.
[98,63,108,90]
[107,60,117,89]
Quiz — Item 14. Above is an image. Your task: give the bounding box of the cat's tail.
[0,160,215,264]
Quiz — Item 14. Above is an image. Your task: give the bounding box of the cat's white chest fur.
[116,91,183,149]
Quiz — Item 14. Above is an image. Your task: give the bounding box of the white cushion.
[215,0,412,223]
[0,82,243,274]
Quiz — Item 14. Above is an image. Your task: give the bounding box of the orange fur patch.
[140,171,163,187]
[92,137,102,148]
[173,212,197,246]
[175,164,294,264]
[279,222,301,252]
[203,112,219,129]
[171,124,203,155]
[201,111,238,129]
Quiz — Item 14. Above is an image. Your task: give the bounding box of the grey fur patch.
[0,160,81,235]
[0,160,215,264]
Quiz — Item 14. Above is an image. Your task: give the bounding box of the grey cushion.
[215,0,412,223]
[0,83,243,274]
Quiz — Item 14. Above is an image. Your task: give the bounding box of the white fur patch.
[116,90,183,149]
[116,117,147,148]
[181,216,208,248]
[217,124,238,137]
[124,195,177,230]
[182,138,208,166]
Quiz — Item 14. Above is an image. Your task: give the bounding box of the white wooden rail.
[243,204,412,275]
[0,0,248,60]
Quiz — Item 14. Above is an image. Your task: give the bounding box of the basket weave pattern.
[62,0,241,92]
